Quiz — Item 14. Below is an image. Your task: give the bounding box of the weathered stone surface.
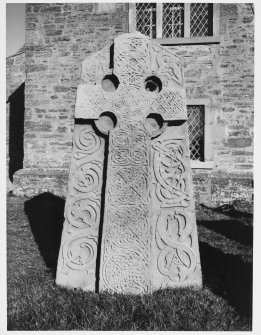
[56,32,202,294]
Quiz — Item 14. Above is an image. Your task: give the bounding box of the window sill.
[191,160,213,170]
[155,36,222,46]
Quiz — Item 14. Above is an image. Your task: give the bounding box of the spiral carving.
[62,234,97,272]
[74,161,102,193]
[56,126,104,291]
[66,196,100,230]
[74,129,101,155]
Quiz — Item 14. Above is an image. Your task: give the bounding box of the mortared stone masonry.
[6,3,253,206]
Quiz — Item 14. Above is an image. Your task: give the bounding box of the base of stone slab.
[55,274,203,294]
[55,272,96,292]
[55,284,203,295]
[12,168,69,198]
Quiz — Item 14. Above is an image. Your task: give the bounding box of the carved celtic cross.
[56,32,202,294]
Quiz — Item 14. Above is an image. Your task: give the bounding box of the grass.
[7,193,253,330]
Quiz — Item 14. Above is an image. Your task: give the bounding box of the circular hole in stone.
[101,74,120,92]
[144,76,162,93]
[94,112,117,135]
[144,113,166,137]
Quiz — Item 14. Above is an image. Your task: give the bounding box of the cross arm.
[75,84,113,119]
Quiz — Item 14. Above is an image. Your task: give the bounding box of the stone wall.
[23,3,128,171]
[216,3,254,173]
[169,3,254,206]
[11,3,253,206]
[192,172,253,207]
[6,48,25,99]
[169,3,254,174]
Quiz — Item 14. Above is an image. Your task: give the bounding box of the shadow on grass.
[22,192,252,324]
[211,203,253,219]
[198,219,253,246]
[24,192,65,277]
[199,241,252,320]
[198,203,253,246]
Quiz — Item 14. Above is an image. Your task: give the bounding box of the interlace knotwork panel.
[81,46,111,85]
[56,125,104,291]
[153,139,190,208]
[114,35,149,88]
[151,132,201,288]
[99,124,151,294]
[75,32,187,122]
[150,43,183,87]
[101,205,149,294]
[156,210,196,282]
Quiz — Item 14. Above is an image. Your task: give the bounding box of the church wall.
[169,3,254,205]
[6,50,26,189]
[6,50,25,99]
[23,3,128,170]
[10,3,253,206]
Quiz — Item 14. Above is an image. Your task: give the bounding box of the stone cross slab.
[56,32,202,294]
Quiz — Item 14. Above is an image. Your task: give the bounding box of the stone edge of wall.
[192,170,253,207]
[12,168,253,208]
[12,168,69,198]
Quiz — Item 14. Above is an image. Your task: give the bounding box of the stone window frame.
[187,104,205,163]
[187,99,214,170]
[129,3,221,45]
[129,4,218,170]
